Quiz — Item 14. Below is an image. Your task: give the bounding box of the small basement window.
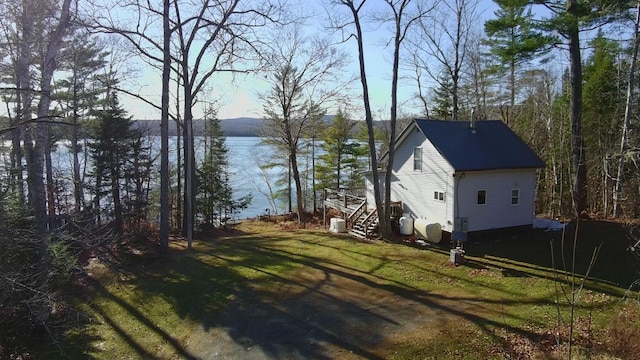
[511,188,520,206]
[413,147,422,171]
[477,190,487,205]
[433,191,445,202]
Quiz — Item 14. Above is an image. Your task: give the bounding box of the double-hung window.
[511,189,520,206]
[413,147,422,171]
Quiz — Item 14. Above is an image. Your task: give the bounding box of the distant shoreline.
[131,117,264,137]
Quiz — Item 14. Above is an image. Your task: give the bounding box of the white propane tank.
[414,218,429,240]
[330,218,346,233]
[399,213,414,235]
[426,223,442,243]
[414,219,442,243]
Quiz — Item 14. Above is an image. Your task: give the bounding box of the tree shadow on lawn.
[459,220,639,291]
[108,231,562,359]
[72,220,639,359]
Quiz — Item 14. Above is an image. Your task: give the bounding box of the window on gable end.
[413,147,422,171]
[477,190,487,205]
[511,188,520,206]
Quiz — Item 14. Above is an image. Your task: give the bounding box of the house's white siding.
[364,123,539,233]
[364,172,382,213]
[454,169,537,231]
[388,127,456,231]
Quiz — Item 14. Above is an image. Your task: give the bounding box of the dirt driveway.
[184,272,478,359]
[175,232,494,360]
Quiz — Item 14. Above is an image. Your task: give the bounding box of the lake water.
[153,136,288,219]
[221,136,284,218]
[1,136,287,220]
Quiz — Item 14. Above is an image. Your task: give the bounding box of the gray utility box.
[450,247,465,265]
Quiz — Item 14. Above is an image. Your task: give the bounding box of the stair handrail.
[347,200,366,224]
[363,209,379,239]
[362,208,377,224]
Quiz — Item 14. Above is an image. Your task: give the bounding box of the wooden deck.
[322,189,366,214]
[322,188,404,239]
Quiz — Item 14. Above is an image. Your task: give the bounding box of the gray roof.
[414,119,545,171]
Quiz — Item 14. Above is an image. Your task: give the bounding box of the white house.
[365,119,545,234]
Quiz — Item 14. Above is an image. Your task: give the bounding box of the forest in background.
[3,0,640,357]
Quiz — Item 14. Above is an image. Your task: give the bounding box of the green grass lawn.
[42,220,640,359]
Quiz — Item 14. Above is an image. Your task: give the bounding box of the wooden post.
[322,189,326,226]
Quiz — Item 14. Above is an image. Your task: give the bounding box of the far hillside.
[131,115,377,137]
[132,117,264,137]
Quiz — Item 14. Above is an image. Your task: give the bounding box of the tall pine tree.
[197,112,232,224]
[484,0,551,125]
[316,110,358,192]
[196,110,251,225]
[88,94,137,233]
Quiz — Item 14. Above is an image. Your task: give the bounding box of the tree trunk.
[8,90,25,203]
[312,136,317,212]
[37,0,73,228]
[183,82,194,248]
[160,0,170,257]
[110,163,123,233]
[176,117,182,231]
[20,4,52,315]
[382,0,410,240]
[94,159,102,225]
[17,0,40,228]
[287,160,292,213]
[614,1,640,218]
[71,85,84,213]
[45,135,56,227]
[71,123,83,213]
[10,129,25,202]
[291,146,304,222]
[344,2,384,239]
[567,0,588,216]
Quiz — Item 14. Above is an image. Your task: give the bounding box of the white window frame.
[433,191,445,202]
[510,188,520,206]
[413,147,422,171]
[477,189,487,206]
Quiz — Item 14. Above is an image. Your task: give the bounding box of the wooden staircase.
[348,209,379,240]
[323,189,401,240]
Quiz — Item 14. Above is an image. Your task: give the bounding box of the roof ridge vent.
[470,109,476,133]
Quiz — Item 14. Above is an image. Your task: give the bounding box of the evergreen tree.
[54,32,109,213]
[342,142,368,196]
[582,32,624,214]
[316,110,357,192]
[88,95,137,233]
[531,0,630,216]
[124,130,154,223]
[197,113,232,223]
[484,0,551,125]
[431,73,454,119]
[196,110,251,224]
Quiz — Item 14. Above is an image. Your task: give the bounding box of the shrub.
[606,301,640,358]
[48,240,79,289]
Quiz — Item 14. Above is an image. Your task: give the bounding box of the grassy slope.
[44,220,639,359]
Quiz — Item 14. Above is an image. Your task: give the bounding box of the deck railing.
[323,189,366,212]
[347,200,367,225]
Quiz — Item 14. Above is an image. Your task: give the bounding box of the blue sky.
[122,0,501,121]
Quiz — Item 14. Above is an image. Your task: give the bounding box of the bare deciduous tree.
[410,0,480,121]
[614,1,640,218]
[259,24,351,222]
[331,0,431,239]
[84,0,284,247]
